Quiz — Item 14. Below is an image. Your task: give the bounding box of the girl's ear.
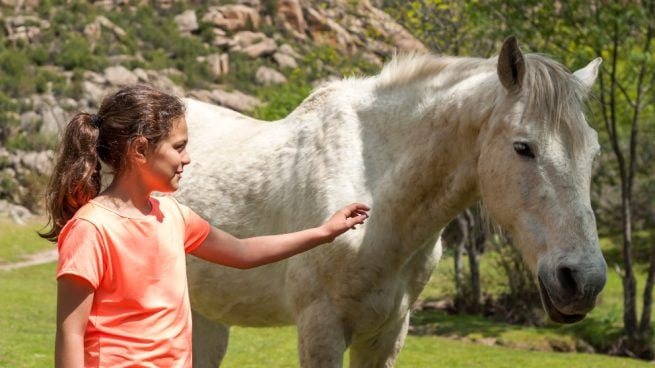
[129,136,150,164]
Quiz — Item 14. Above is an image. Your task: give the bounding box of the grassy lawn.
[0,216,53,264]
[0,262,56,368]
[223,326,648,367]
[0,216,651,367]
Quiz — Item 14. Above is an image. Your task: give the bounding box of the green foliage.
[0,172,18,202]
[4,132,57,152]
[55,35,105,71]
[0,49,34,96]
[251,69,313,121]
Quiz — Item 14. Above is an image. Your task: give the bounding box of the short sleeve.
[168,197,211,253]
[56,218,106,289]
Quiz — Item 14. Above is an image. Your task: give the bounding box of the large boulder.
[175,10,199,35]
[202,5,261,32]
[255,66,287,85]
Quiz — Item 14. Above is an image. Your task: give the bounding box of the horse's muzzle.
[537,258,607,324]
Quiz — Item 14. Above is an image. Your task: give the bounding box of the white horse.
[177,37,607,367]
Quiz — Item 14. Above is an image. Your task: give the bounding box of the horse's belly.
[187,257,295,326]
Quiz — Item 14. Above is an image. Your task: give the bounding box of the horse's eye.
[513,142,535,158]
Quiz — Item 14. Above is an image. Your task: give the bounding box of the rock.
[82,81,106,105]
[0,0,39,10]
[95,15,127,40]
[132,68,150,82]
[144,71,185,98]
[20,150,54,176]
[232,31,268,50]
[277,43,301,58]
[206,53,230,78]
[255,66,287,85]
[0,199,32,225]
[107,54,144,65]
[202,5,261,32]
[20,111,41,133]
[83,70,106,85]
[305,7,330,32]
[175,9,198,35]
[241,38,277,58]
[40,105,67,135]
[277,0,307,38]
[104,65,139,86]
[367,38,395,57]
[3,15,50,44]
[238,0,260,8]
[210,89,261,112]
[83,21,102,42]
[186,90,215,103]
[362,4,428,53]
[273,52,297,69]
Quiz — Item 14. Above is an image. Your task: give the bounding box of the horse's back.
[180,99,300,326]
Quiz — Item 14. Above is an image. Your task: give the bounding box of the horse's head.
[477,37,607,323]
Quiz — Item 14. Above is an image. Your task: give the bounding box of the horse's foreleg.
[192,310,230,368]
[296,302,348,368]
[348,312,410,368]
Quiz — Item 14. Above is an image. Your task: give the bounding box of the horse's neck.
[357,68,499,248]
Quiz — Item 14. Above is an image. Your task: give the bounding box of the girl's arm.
[55,275,94,368]
[191,203,369,269]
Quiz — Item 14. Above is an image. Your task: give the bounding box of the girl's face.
[141,117,191,193]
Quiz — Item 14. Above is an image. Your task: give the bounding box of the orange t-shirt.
[56,195,211,368]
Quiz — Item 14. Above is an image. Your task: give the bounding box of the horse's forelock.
[522,54,592,155]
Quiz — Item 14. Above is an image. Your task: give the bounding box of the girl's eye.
[513,142,535,158]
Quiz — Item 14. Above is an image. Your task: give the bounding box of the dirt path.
[0,249,58,271]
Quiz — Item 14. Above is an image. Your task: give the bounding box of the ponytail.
[39,112,102,242]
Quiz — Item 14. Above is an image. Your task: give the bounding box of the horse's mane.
[374,52,592,153]
[522,54,591,152]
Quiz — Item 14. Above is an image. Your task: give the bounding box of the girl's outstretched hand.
[321,203,370,241]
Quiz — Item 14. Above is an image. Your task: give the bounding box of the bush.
[252,70,313,121]
[0,49,36,96]
[55,35,105,71]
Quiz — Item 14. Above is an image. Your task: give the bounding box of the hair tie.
[90,114,101,128]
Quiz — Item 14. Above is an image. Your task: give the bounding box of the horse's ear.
[573,57,602,92]
[497,36,525,92]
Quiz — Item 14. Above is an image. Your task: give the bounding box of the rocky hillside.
[0,0,426,217]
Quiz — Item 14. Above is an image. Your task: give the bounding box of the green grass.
[0,217,650,367]
[0,262,56,368]
[0,216,53,264]
[223,326,649,367]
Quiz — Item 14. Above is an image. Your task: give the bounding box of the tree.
[593,2,655,356]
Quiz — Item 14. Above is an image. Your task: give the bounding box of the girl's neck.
[96,175,153,217]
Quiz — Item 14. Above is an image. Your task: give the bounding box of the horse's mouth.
[538,277,586,324]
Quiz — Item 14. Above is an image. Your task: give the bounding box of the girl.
[40,85,369,368]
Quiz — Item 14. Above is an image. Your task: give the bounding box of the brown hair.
[39,85,185,241]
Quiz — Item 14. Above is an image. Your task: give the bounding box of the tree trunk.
[638,241,655,336]
[464,208,483,313]
[454,213,468,308]
[622,196,638,337]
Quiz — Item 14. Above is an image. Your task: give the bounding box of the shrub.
[55,35,105,71]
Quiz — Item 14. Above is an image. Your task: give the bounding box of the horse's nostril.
[557,266,578,295]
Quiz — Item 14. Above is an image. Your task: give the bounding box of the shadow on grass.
[410,307,627,354]
[410,309,523,338]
